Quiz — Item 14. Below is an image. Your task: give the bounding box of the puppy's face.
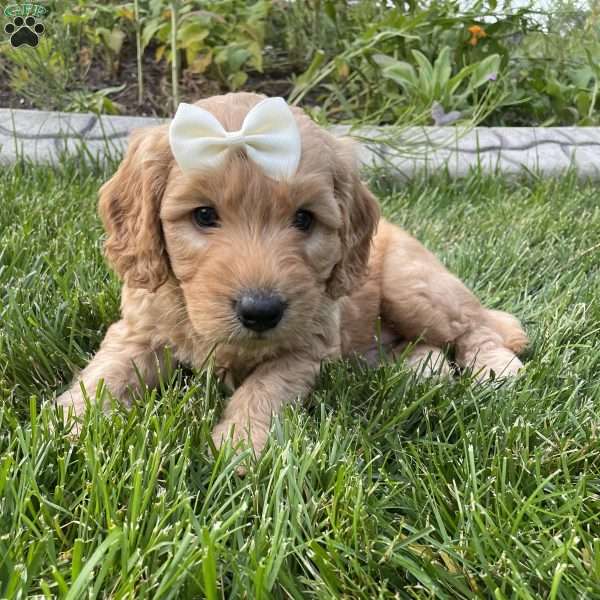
[98,93,379,351]
[160,157,343,346]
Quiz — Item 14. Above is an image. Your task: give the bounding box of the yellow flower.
[468,25,487,46]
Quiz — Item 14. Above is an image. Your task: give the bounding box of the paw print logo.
[4,15,45,48]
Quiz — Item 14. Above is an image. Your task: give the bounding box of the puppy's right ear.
[98,126,173,291]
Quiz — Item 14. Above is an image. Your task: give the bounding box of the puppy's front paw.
[474,348,524,381]
[55,390,84,438]
[211,417,269,456]
[405,346,452,379]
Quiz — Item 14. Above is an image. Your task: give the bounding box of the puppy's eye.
[292,209,314,232]
[193,206,219,228]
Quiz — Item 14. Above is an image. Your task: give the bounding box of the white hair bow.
[168,97,302,181]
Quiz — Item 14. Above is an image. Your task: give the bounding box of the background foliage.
[0,0,599,125]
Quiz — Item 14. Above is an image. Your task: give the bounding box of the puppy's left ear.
[326,141,380,299]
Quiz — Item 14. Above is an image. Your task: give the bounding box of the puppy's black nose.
[236,290,286,332]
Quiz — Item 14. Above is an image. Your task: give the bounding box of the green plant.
[286,4,514,124]
[0,35,123,115]
[64,85,125,115]
[373,47,502,119]
[0,37,72,111]
[133,0,144,105]
[169,0,179,112]
[0,0,132,114]
[497,20,600,125]
[141,0,272,90]
[284,1,598,125]
[61,1,132,78]
[1,0,598,125]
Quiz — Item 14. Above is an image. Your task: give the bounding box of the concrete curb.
[2,108,600,178]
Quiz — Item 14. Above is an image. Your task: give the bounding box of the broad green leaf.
[141,20,164,50]
[569,66,594,89]
[411,50,434,96]
[371,53,398,69]
[575,91,591,116]
[432,47,452,95]
[95,27,126,56]
[177,22,209,46]
[188,51,213,74]
[468,54,501,89]
[62,12,88,25]
[374,55,417,89]
[228,70,248,90]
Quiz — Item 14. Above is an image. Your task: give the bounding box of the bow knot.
[225,132,245,145]
[169,97,302,181]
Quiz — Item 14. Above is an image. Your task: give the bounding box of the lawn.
[0,161,599,598]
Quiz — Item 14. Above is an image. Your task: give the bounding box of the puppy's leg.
[56,319,170,429]
[380,223,526,380]
[211,354,320,455]
[454,310,526,380]
[392,342,452,377]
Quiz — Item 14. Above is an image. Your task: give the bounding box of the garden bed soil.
[0,41,295,117]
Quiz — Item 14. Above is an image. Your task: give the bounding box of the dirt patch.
[0,40,296,117]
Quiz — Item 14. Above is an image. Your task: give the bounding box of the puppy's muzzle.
[235,289,287,332]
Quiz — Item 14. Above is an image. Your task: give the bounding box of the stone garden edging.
[1,107,600,179]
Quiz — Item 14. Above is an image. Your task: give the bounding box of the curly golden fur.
[57,92,527,453]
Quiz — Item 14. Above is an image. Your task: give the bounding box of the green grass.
[1,160,599,598]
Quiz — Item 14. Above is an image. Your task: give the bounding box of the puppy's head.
[99,93,379,346]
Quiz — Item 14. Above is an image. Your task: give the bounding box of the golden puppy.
[57,92,527,453]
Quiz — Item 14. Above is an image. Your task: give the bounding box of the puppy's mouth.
[236,320,284,344]
[243,330,276,343]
